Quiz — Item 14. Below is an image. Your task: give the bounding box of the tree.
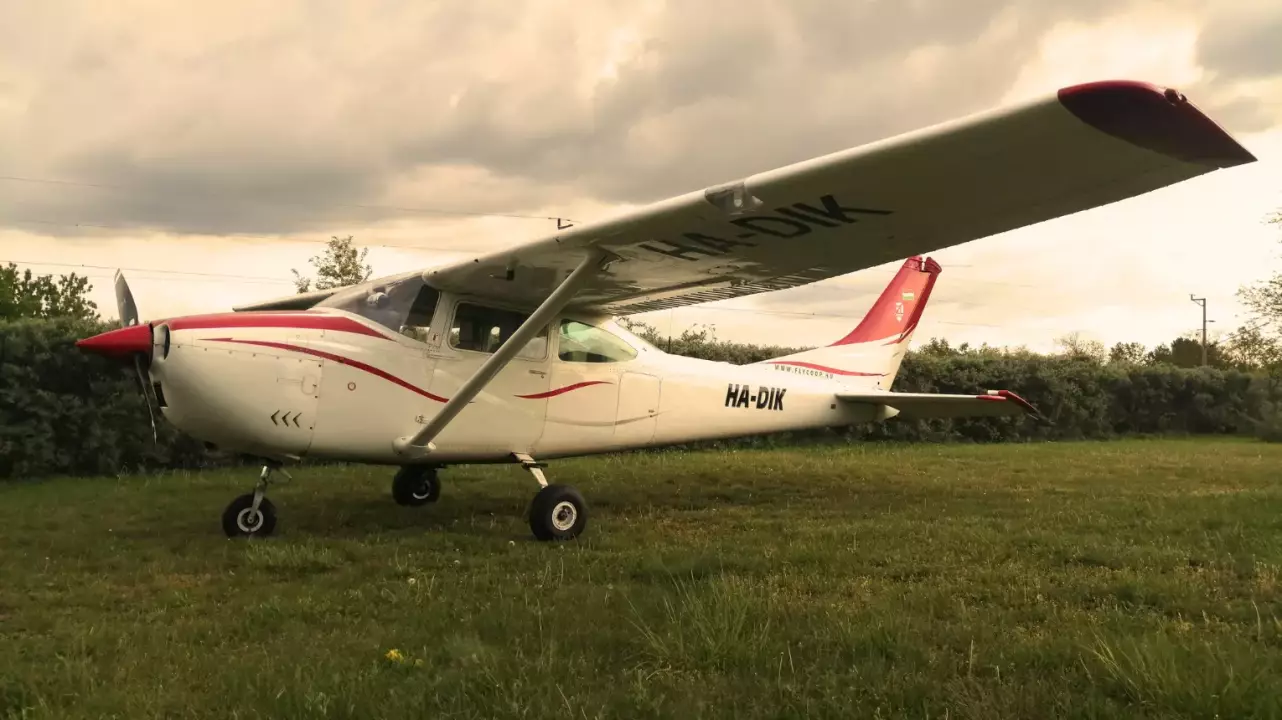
[291,235,373,293]
[1146,335,1227,368]
[1223,324,1282,373]
[916,338,965,356]
[1236,209,1282,331]
[1108,341,1147,364]
[1055,332,1106,362]
[0,264,99,321]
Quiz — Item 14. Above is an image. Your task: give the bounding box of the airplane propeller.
[113,270,158,444]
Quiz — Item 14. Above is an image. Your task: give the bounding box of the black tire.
[222,493,277,538]
[528,484,587,541]
[392,466,440,506]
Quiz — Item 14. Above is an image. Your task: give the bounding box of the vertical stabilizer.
[754,256,941,388]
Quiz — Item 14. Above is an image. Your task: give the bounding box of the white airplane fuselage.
[147,307,886,465]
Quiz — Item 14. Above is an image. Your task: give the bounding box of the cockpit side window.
[448,302,548,360]
[557,319,639,363]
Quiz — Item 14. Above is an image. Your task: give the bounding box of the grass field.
[2,438,1281,719]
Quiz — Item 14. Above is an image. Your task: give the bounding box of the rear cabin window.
[448,302,547,360]
[558,320,638,363]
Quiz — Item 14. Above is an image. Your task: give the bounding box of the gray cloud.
[0,0,1275,239]
[1197,4,1282,81]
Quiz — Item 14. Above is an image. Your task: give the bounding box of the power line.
[2,258,291,282]
[0,215,496,254]
[0,260,1080,331]
[0,173,577,224]
[4,255,1040,317]
[1,259,1020,326]
[1,216,1048,289]
[10,270,290,287]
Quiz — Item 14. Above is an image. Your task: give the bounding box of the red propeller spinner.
[76,322,153,359]
[76,269,153,359]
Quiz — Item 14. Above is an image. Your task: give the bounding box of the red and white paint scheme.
[77,80,1255,541]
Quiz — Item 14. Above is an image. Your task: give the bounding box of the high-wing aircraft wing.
[415,80,1253,314]
[837,389,1043,420]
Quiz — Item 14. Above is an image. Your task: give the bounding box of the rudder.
[755,256,941,388]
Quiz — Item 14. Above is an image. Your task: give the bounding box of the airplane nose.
[76,323,154,359]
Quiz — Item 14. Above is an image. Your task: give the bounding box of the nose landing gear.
[222,463,289,538]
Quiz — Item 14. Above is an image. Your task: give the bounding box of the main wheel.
[528,484,587,541]
[392,466,440,506]
[222,493,277,538]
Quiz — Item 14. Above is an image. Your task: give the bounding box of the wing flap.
[422,80,1253,314]
[837,389,1042,420]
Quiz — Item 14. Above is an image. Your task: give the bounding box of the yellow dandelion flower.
[385,648,405,663]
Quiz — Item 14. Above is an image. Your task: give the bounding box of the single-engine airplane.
[76,80,1255,541]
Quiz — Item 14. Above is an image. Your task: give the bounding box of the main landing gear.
[219,457,587,541]
[516,453,588,541]
[222,463,289,538]
[391,465,441,506]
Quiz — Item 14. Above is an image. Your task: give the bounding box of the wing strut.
[392,249,611,458]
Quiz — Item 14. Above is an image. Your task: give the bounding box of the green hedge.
[2,319,1279,479]
[0,318,218,478]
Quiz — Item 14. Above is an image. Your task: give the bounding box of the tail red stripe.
[767,360,885,377]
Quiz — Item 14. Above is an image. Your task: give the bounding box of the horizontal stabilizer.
[837,389,1042,420]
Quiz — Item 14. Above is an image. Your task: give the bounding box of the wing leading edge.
[420,80,1253,314]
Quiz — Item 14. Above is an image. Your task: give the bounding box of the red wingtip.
[977,389,1042,417]
[1057,80,1256,168]
[76,324,153,359]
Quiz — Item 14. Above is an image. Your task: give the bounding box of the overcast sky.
[2,0,1280,352]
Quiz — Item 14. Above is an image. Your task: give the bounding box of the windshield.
[315,272,437,336]
[606,319,661,353]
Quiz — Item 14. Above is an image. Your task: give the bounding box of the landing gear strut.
[516,453,587,541]
[222,463,289,538]
[392,465,440,506]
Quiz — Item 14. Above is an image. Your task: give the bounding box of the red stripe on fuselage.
[515,381,612,399]
[205,339,611,403]
[169,312,390,340]
[767,360,884,377]
[209,339,449,403]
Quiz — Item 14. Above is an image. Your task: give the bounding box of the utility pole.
[1190,294,1207,366]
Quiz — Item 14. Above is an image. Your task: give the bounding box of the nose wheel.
[222,493,277,537]
[222,464,286,538]
[515,453,587,541]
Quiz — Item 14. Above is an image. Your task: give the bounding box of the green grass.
[2,438,1282,719]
